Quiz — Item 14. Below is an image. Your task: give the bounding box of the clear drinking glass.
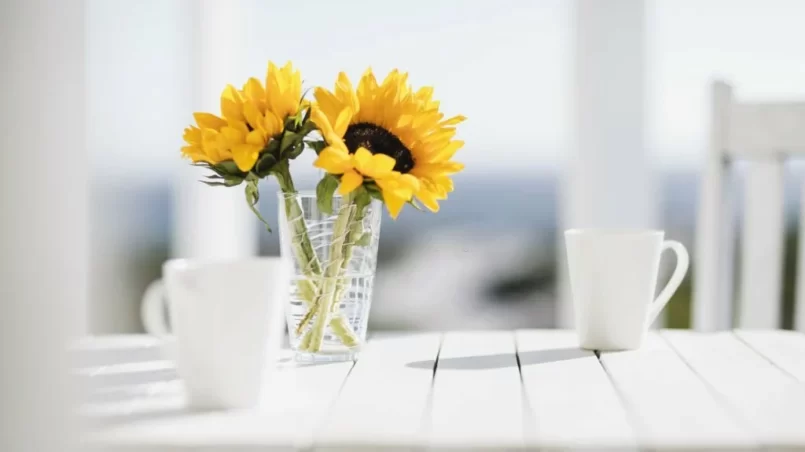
[277,191,381,362]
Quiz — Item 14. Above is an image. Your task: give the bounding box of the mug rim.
[162,256,285,273]
[564,228,664,236]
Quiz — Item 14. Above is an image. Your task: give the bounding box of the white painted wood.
[173,0,258,261]
[599,333,754,450]
[427,331,527,449]
[796,179,805,333]
[734,330,805,382]
[738,160,785,328]
[516,330,636,450]
[82,332,805,450]
[560,0,654,328]
[315,334,441,450]
[695,81,736,332]
[0,0,86,450]
[727,102,805,157]
[89,360,354,451]
[663,330,805,448]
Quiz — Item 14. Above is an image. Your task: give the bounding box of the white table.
[81,330,805,451]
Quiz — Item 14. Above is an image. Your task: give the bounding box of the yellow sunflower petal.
[220,85,244,123]
[360,153,396,180]
[335,72,359,114]
[193,113,227,130]
[246,130,266,147]
[313,88,342,126]
[243,100,264,132]
[416,188,441,212]
[232,144,261,172]
[333,107,353,139]
[183,126,202,145]
[410,161,465,177]
[352,147,372,172]
[399,174,421,192]
[263,111,283,137]
[181,146,211,163]
[440,115,466,127]
[383,191,406,219]
[220,126,245,145]
[311,107,336,139]
[243,78,265,103]
[338,170,363,195]
[314,147,353,174]
[429,140,464,162]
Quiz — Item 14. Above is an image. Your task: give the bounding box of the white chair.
[694,81,805,331]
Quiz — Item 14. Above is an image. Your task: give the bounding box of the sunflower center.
[343,122,414,173]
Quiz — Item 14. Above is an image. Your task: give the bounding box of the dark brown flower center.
[343,122,414,173]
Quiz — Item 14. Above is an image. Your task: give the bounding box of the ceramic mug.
[565,229,689,351]
[158,257,288,409]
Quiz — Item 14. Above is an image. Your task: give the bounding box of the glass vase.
[277,191,381,362]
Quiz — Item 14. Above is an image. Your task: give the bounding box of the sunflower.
[181,61,302,172]
[311,69,465,218]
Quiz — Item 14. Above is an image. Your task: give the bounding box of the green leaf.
[254,153,278,177]
[306,140,327,155]
[201,180,230,187]
[315,173,340,215]
[202,174,243,187]
[355,232,372,247]
[244,180,272,233]
[285,143,305,160]
[215,160,242,176]
[353,186,372,212]
[279,131,299,152]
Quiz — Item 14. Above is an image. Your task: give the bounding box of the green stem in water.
[275,165,358,347]
[300,195,370,352]
[301,194,357,352]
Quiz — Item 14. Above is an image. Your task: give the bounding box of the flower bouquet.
[180,62,465,361]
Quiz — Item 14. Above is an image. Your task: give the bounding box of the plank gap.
[309,359,358,443]
[732,331,802,382]
[418,332,444,448]
[512,332,536,448]
[658,332,759,434]
[594,349,644,443]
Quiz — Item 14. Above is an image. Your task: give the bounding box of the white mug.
[161,257,288,409]
[565,229,689,351]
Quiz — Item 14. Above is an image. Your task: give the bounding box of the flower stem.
[275,166,358,347]
[300,194,357,352]
[299,196,369,352]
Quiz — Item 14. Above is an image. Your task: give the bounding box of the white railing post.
[173,0,258,260]
[0,0,86,449]
[559,0,654,327]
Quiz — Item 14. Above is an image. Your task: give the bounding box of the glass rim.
[277,190,342,199]
[564,228,664,236]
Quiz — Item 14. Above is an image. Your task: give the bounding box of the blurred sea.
[90,167,805,333]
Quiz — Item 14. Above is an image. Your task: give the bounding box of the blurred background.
[85,0,805,336]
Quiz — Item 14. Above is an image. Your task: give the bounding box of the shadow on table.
[405,347,586,370]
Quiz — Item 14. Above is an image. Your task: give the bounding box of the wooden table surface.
[81,330,805,451]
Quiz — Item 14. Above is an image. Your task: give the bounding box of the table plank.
[516,330,636,450]
[734,329,805,382]
[89,359,354,451]
[599,333,755,450]
[663,330,805,449]
[314,333,441,451]
[427,331,528,450]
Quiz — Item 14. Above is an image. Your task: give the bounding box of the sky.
[87,0,805,181]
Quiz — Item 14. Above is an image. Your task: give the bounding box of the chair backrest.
[694,81,805,331]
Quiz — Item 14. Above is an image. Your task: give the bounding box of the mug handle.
[647,240,690,325]
[140,279,170,337]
